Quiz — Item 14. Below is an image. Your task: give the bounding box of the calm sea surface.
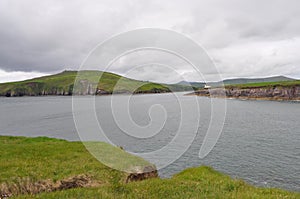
[0,93,299,191]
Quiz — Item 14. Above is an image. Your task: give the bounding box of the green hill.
[0,71,193,97]
[177,81,206,89]
[221,76,296,85]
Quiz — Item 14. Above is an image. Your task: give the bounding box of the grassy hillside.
[222,76,296,85]
[1,136,299,198]
[225,80,300,89]
[0,71,192,97]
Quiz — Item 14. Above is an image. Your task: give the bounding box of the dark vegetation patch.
[0,174,101,197]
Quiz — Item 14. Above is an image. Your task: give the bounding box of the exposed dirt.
[0,174,101,198]
[125,166,158,183]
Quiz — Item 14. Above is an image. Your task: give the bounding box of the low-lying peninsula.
[0,136,299,198]
[190,81,300,101]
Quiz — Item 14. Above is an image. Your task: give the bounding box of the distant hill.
[1,72,297,97]
[178,76,297,88]
[221,76,296,85]
[0,70,193,97]
[177,81,206,88]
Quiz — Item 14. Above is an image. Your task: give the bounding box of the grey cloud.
[0,0,299,81]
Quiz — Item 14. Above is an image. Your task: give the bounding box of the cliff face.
[194,86,300,101]
[1,81,171,97]
[2,83,74,97]
[2,83,72,97]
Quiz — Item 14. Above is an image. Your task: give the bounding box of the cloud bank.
[0,69,49,83]
[0,0,299,82]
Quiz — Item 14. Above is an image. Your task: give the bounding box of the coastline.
[0,90,187,97]
[188,85,300,101]
[188,93,300,102]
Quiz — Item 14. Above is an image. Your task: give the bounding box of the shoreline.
[188,85,300,102]
[187,93,300,102]
[0,90,191,98]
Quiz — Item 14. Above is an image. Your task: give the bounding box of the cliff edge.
[192,85,300,101]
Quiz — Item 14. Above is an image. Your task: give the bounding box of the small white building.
[204,84,211,89]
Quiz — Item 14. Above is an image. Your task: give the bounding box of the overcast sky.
[0,0,300,83]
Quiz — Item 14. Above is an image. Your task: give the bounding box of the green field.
[225,80,300,89]
[1,136,299,198]
[0,70,192,96]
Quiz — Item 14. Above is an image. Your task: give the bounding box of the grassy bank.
[1,136,299,198]
[225,80,300,89]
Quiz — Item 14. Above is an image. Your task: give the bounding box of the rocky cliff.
[193,86,300,101]
[0,80,171,97]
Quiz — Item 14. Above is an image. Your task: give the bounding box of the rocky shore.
[191,85,300,101]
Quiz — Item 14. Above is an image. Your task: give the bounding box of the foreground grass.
[0,136,120,184]
[1,136,299,198]
[24,167,300,199]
